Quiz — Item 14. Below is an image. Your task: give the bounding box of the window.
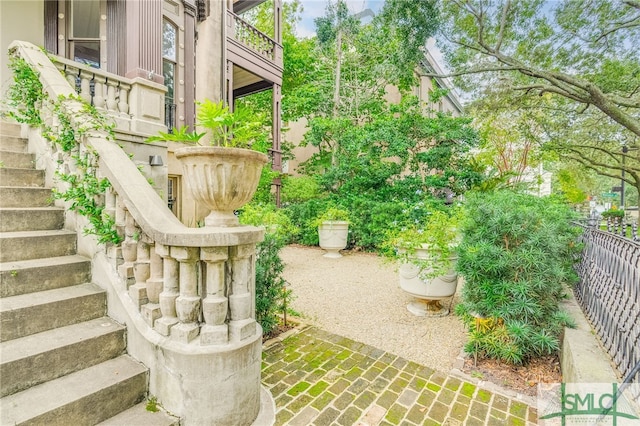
[163,20,178,130]
[68,0,101,68]
[168,175,181,218]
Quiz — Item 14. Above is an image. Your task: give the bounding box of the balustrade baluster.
[142,245,164,327]
[155,244,179,336]
[118,85,130,115]
[200,247,229,345]
[106,81,117,111]
[118,210,138,287]
[79,70,92,103]
[130,239,151,307]
[172,247,201,342]
[93,76,106,109]
[228,244,256,342]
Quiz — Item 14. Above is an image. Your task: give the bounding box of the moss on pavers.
[409,377,427,392]
[287,381,311,396]
[469,401,489,420]
[426,382,441,392]
[327,378,350,394]
[427,401,449,423]
[406,404,428,424]
[444,377,461,391]
[460,382,477,397]
[269,382,289,398]
[450,402,470,421]
[492,394,510,412]
[435,388,455,405]
[275,409,294,426]
[363,366,383,381]
[353,390,376,410]
[287,394,313,411]
[336,406,363,425]
[510,401,528,419]
[333,391,356,410]
[490,408,507,420]
[377,389,399,409]
[507,415,526,426]
[417,389,437,406]
[381,366,400,381]
[347,378,370,394]
[314,407,340,426]
[385,403,408,425]
[371,377,390,393]
[338,356,358,371]
[344,366,364,381]
[423,418,441,426]
[310,392,336,411]
[262,327,536,426]
[275,393,293,407]
[389,377,409,393]
[528,407,538,423]
[476,388,493,404]
[308,380,330,397]
[305,369,327,383]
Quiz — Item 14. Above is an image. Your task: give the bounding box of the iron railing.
[574,224,640,384]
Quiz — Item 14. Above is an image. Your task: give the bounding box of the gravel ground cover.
[280,244,468,374]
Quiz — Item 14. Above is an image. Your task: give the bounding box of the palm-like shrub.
[455,191,581,364]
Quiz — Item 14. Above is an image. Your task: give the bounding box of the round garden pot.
[318,221,349,258]
[175,146,267,227]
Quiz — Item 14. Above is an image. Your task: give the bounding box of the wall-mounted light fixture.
[149,155,163,166]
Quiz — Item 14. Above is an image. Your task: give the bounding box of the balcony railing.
[227,10,281,63]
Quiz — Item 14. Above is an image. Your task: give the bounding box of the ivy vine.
[7,56,122,244]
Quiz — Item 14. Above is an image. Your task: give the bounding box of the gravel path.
[280,244,468,374]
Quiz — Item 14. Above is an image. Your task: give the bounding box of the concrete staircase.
[0,122,178,425]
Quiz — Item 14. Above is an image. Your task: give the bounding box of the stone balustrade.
[52,56,167,135]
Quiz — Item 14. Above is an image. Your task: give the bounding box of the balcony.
[226,10,283,92]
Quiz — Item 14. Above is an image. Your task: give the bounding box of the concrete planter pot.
[175,146,268,227]
[398,246,458,317]
[318,221,349,258]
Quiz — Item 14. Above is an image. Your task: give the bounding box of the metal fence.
[575,223,640,384]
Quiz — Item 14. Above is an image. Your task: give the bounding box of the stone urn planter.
[318,221,349,258]
[175,146,267,227]
[398,246,458,317]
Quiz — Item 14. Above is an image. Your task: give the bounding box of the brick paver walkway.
[261,327,537,426]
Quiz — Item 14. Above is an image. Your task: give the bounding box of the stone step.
[0,283,105,342]
[0,186,53,207]
[0,121,22,137]
[0,136,27,152]
[0,355,148,426]
[0,229,77,262]
[0,167,44,187]
[0,317,126,397]
[0,150,34,169]
[97,401,180,426]
[0,207,64,232]
[0,255,91,298]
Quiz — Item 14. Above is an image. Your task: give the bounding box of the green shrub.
[6,56,43,125]
[239,204,294,334]
[455,191,580,365]
[281,175,322,204]
[600,208,625,219]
